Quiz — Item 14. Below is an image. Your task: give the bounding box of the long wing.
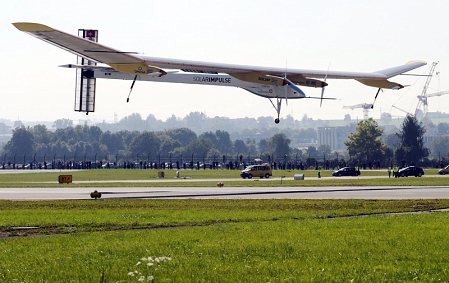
[12,22,426,83]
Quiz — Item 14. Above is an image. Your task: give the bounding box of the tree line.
[0,114,446,170]
[1,124,310,167]
[345,115,441,168]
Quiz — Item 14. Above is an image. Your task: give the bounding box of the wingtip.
[12,22,53,32]
[405,60,427,66]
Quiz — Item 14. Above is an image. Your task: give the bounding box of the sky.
[2,0,449,125]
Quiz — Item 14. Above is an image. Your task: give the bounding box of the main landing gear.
[370,88,382,109]
[269,97,283,124]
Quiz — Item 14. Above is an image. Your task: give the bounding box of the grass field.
[1,170,449,282]
[0,199,449,282]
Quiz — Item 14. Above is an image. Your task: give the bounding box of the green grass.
[1,168,449,282]
[1,199,449,282]
[2,199,448,234]
[0,168,441,182]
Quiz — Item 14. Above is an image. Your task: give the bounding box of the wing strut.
[268,97,282,124]
[127,75,138,103]
[370,88,382,109]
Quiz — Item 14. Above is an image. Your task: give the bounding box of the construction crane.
[415,61,438,122]
[343,103,373,119]
[417,89,449,107]
[392,105,413,117]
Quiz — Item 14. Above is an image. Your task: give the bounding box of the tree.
[119,113,145,131]
[184,112,207,131]
[117,130,139,149]
[0,122,11,134]
[128,131,161,157]
[159,138,182,154]
[268,133,291,160]
[2,127,34,157]
[30,125,52,156]
[384,133,401,150]
[184,136,214,156]
[200,131,217,146]
[199,130,233,154]
[165,114,180,128]
[30,125,52,145]
[429,136,449,160]
[233,139,248,154]
[438,123,449,135]
[258,138,270,154]
[344,118,385,162]
[50,139,71,157]
[52,118,73,129]
[214,130,233,154]
[317,144,331,156]
[100,131,125,154]
[306,146,318,158]
[166,128,197,146]
[395,115,429,166]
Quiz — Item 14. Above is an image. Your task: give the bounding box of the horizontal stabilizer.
[60,64,115,71]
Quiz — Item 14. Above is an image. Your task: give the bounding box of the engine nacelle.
[288,75,327,88]
[229,72,283,86]
[356,79,404,89]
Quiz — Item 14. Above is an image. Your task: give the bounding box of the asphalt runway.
[1,185,449,200]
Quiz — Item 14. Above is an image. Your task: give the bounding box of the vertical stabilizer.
[74,29,97,114]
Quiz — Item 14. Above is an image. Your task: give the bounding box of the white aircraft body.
[13,22,427,123]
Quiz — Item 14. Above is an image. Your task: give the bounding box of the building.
[317,125,356,151]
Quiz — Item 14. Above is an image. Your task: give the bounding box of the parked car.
[438,165,449,175]
[102,162,116,168]
[332,167,361,177]
[397,166,424,177]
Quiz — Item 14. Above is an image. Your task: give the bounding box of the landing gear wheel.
[270,97,282,124]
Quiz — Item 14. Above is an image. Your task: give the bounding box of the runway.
[1,185,449,200]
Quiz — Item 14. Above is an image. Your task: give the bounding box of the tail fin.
[74,29,98,114]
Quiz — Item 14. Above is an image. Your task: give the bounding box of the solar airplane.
[13,22,427,123]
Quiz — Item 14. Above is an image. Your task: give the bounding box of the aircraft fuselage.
[92,70,304,99]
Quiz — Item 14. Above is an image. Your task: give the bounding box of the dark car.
[397,166,424,177]
[332,167,361,177]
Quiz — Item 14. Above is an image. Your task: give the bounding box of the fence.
[6,152,438,170]
[0,152,341,171]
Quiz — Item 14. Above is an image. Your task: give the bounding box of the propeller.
[320,62,331,107]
